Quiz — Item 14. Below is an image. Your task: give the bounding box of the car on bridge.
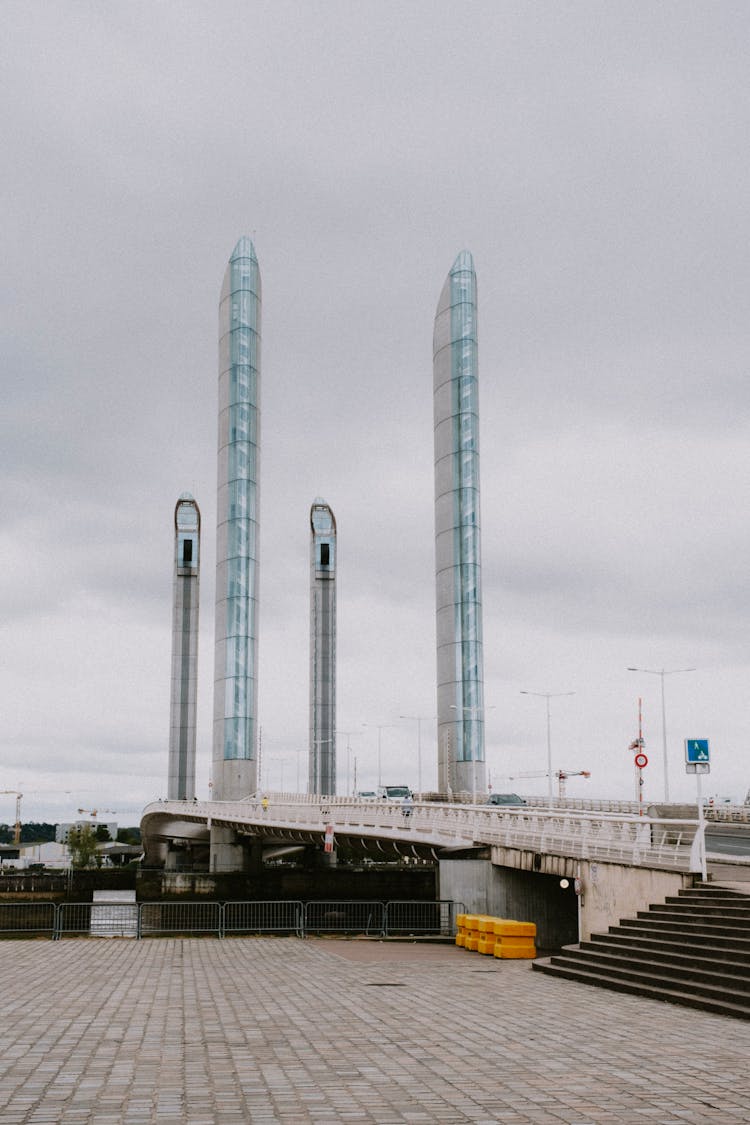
[378,786,412,800]
[487,792,526,806]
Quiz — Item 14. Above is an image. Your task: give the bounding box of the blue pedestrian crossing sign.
[685,739,710,763]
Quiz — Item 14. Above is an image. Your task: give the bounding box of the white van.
[377,785,411,800]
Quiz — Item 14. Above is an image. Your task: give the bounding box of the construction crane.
[491,770,591,799]
[555,770,591,798]
[0,791,23,845]
[77,808,117,819]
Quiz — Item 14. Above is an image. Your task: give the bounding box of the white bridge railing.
[142,795,713,873]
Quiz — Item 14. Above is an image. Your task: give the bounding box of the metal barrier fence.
[58,902,96,937]
[224,900,303,936]
[384,900,461,936]
[0,901,56,937]
[0,900,462,940]
[303,900,385,935]
[139,901,222,938]
[90,901,139,938]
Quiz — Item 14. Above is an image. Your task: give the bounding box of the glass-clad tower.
[433,250,486,797]
[309,499,337,795]
[212,236,261,817]
[168,493,200,801]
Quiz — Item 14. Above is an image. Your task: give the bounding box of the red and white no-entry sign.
[634,752,648,769]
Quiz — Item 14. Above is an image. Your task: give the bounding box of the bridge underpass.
[140,795,740,947]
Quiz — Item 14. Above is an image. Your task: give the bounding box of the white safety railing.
[141,795,725,873]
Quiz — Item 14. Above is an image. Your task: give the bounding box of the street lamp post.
[288,745,308,793]
[520,691,575,807]
[335,731,362,796]
[399,715,431,796]
[363,724,396,789]
[627,667,695,803]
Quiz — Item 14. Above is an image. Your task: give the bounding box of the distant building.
[168,493,201,800]
[56,820,118,844]
[18,841,70,868]
[309,499,337,794]
[433,251,487,796]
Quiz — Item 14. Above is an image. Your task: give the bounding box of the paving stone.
[0,937,748,1122]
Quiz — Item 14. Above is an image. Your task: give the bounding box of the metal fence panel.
[57,903,95,937]
[303,900,385,935]
[138,901,222,937]
[3,898,465,941]
[0,902,56,938]
[385,900,463,936]
[224,900,303,936]
[89,902,138,938]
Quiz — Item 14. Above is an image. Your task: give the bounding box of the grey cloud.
[3,2,750,817]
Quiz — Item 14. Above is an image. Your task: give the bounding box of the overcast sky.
[2,1,749,825]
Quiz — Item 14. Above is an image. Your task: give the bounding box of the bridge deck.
[140,795,741,874]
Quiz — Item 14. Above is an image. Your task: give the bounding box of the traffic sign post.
[685,739,710,768]
[629,698,647,814]
[685,739,709,881]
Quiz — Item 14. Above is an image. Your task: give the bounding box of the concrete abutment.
[439,852,695,947]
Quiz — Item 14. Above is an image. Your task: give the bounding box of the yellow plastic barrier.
[489,917,537,958]
[493,919,536,938]
[455,915,538,958]
[493,938,537,959]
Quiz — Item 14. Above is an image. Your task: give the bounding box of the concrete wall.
[580,860,691,940]
[439,853,694,947]
[138,864,437,903]
[438,858,578,949]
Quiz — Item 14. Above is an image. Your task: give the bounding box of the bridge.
[142,793,713,869]
[141,795,749,945]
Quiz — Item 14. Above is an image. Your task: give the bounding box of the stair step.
[634,910,750,931]
[533,882,750,1020]
[684,886,750,899]
[593,929,750,960]
[555,945,750,995]
[616,920,750,949]
[675,890,750,902]
[580,938,750,980]
[532,959,750,1021]
[661,900,750,916]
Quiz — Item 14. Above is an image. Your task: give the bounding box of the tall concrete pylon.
[211,236,262,870]
[433,251,487,798]
[168,493,200,801]
[309,499,337,795]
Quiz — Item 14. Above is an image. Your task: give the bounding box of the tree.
[94,825,111,843]
[67,825,99,868]
[116,827,141,845]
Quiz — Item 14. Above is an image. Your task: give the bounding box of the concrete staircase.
[532,884,750,1020]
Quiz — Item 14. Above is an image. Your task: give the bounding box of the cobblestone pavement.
[0,936,748,1124]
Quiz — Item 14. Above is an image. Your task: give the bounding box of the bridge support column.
[248,839,263,875]
[315,847,337,868]
[210,825,246,873]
